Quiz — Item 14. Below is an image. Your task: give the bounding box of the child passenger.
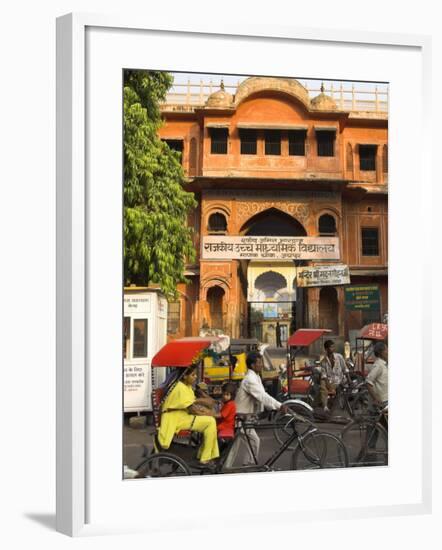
[216,382,237,451]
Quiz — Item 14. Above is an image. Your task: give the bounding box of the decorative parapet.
[161,77,388,117]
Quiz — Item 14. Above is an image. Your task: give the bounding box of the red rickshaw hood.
[151,337,219,367]
[359,323,388,340]
[287,328,332,347]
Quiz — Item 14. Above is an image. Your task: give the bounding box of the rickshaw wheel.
[135,452,192,478]
[291,432,348,469]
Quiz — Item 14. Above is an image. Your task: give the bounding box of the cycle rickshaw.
[353,323,388,376]
[273,329,368,446]
[134,337,349,478]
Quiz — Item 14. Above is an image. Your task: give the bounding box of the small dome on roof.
[206,80,233,108]
[311,83,338,110]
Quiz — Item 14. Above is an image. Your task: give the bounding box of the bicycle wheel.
[341,420,388,467]
[135,452,192,478]
[291,432,349,469]
[273,404,312,450]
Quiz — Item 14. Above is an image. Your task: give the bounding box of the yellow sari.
[157,381,219,462]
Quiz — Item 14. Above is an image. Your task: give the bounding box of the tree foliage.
[123,70,197,298]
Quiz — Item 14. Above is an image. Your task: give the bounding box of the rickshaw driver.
[224,352,284,467]
[157,364,220,465]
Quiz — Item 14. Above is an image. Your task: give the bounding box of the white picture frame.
[56,13,432,537]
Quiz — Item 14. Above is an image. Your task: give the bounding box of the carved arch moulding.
[236,201,311,227]
[203,202,232,218]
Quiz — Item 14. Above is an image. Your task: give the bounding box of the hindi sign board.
[202,236,340,260]
[344,285,380,311]
[296,264,350,287]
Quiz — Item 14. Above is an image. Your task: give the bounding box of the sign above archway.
[202,235,340,260]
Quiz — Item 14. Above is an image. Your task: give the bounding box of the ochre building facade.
[158,77,388,346]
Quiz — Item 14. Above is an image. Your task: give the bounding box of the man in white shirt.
[366,341,388,450]
[319,340,350,412]
[225,352,282,467]
[366,342,388,406]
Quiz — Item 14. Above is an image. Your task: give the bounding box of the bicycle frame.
[218,414,318,473]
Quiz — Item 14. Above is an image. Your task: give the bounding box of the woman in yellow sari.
[158,365,219,464]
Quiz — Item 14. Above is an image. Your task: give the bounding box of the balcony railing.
[161,80,388,114]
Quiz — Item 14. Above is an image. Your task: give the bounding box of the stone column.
[336,286,346,338]
[307,287,320,328]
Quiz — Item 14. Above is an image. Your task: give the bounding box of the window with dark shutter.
[288,130,306,156]
[210,128,228,154]
[361,227,380,256]
[359,144,377,171]
[264,130,281,155]
[239,129,257,155]
[317,131,335,157]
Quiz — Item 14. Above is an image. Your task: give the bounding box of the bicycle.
[272,376,369,448]
[340,404,388,467]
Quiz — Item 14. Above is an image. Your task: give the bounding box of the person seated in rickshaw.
[157,364,220,465]
[216,382,237,453]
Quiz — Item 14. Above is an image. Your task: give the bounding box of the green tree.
[123,70,197,298]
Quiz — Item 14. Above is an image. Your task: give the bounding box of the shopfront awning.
[287,328,332,347]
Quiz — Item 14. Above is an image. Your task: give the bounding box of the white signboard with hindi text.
[296,264,350,287]
[202,236,340,260]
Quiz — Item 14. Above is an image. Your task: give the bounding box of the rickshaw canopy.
[287,328,332,347]
[359,323,388,341]
[152,337,219,368]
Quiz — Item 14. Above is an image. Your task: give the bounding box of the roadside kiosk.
[123,287,168,414]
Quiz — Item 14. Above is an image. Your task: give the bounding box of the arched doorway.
[241,208,306,342]
[318,287,339,335]
[253,271,290,344]
[207,286,225,331]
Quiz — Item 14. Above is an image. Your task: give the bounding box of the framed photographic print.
[56,13,431,537]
